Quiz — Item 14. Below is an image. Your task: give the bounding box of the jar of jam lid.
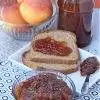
[57,0,94,47]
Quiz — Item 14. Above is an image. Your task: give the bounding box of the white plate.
[9,43,100,93]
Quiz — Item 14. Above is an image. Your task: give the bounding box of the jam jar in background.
[57,0,94,47]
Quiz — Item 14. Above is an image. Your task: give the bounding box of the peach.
[19,0,53,25]
[17,0,23,4]
[2,4,28,25]
[0,7,2,19]
[95,0,100,8]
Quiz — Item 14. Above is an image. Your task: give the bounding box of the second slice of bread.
[22,51,79,74]
[29,30,79,64]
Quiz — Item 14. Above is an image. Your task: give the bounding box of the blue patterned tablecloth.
[0,60,100,100]
[0,60,31,100]
[78,79,100,100]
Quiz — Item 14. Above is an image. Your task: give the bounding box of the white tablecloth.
[0,9,100,61]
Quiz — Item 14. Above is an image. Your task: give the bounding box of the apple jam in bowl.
[0,0,58,40]
[12,70,76,100]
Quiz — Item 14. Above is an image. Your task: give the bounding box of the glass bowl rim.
[12,70,76,99]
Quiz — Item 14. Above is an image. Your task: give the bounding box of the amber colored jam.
[33,37,72,56]
[58,0,94,47]
[16,73,72,100]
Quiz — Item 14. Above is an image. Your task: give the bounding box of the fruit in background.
[0,7,2,19]
[19,0,53,25]
[2,4,28,25]
[17,0,23,4]
[95,0,100,8]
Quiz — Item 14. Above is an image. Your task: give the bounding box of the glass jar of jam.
[57,0,94,47]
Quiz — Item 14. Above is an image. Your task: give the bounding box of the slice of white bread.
[22,51,79,74]
[29,30,79,64]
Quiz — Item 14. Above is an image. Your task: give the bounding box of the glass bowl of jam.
[0,0,58,40]
[12,70,77,100]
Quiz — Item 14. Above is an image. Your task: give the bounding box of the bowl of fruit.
[0,0,58,40]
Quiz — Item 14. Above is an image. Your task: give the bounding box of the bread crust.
[22,30,80,74]
[32,30,77,43]
[22,51,79,74]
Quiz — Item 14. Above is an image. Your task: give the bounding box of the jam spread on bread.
[33,37,72,56]
[80,57,99,76]
[14,73,72,100]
